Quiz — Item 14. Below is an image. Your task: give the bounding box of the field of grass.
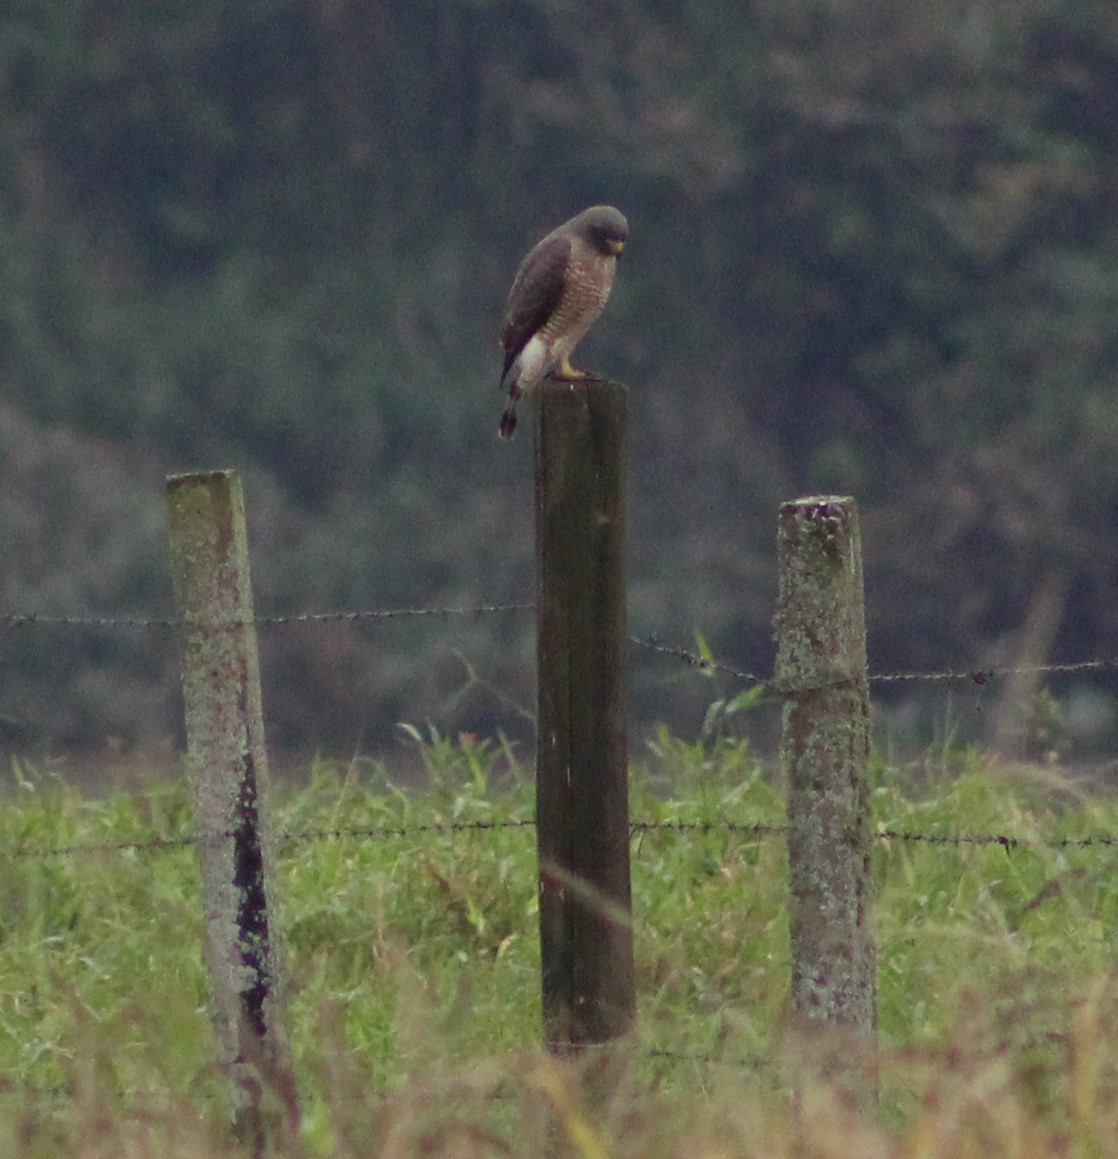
[3,727,1118,1156]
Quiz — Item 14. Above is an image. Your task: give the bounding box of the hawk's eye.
[595,227,624,255]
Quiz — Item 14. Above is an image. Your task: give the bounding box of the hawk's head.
[576,206,629,258]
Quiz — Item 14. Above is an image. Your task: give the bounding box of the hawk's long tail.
[498,383,521,440]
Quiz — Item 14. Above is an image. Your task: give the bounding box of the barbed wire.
[0,819,539,861]
[627,632,1118,689]
[4,816,1117,862]
[6,603,1113,1083]
[632,819,785,838]
[5,607,1118,856]
[876,828,1118,849]
[278,819,538,846]
[627,633,768,683]
[558,1039,763,1070]
[872,656,1118,685]
[6,601,1118,687]
[0,603,534,630]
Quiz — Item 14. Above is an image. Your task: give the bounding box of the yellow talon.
[552,358,588,381]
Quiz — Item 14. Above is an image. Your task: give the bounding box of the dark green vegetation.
[4,0,1118,756]
[3,734,1118,1154]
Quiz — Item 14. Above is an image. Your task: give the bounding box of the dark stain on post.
[233,688,271,1042]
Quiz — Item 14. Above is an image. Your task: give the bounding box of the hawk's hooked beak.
[608,239,625,256]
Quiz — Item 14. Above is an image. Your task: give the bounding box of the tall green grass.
[2,731,1118,1155]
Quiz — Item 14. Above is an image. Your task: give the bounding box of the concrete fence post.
[774,495,876,1037]
[166,469,295,1146]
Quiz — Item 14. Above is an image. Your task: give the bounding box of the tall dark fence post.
[775,496,876,1037]
[535,379,635,1057]
[166,470,295,1145]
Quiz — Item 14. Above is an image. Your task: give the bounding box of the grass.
[2,730,1118,1155]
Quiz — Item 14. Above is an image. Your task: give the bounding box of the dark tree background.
[3,0,1118,764]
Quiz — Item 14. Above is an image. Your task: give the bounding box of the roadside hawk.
[497,205,629,439]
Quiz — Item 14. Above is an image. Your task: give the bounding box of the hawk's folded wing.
[500,236,571,382]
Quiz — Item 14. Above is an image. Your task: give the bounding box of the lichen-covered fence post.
[535,379,635,1062]
[166,469,296,1147]
[774,496,876,1038]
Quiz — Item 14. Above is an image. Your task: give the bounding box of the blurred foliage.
[4,742,1118,1152]
[3,0,1118,754]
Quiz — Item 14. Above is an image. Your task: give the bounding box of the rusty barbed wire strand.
[631,819,785,838]
[0,819,538,861]
[646,1047,762,1069]
[5,605,1118,688]
[562,1039,763,1069]
[628,632,1118,688]
[2,834,227,859]
[5,816,1117,861]
[876,828,1118,849]
[276,819,538,846]
[628,633,769,684]
[0,603,534,630]
[871,656,1118,685]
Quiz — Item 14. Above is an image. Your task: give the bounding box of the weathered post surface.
[535,379,635,1056]
[774,496,876,1036]
[166,469,295,1144]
